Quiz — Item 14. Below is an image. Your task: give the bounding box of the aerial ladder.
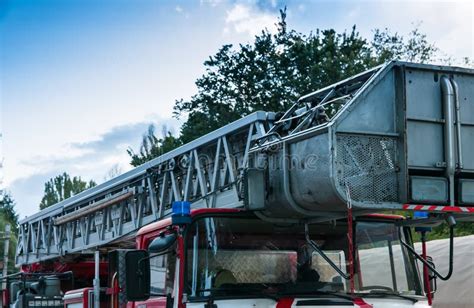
[15,61,474,268]
[10,61,474,308]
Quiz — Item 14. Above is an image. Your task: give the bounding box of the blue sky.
[1,0,473,218]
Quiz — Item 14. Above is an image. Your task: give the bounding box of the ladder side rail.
[16,117,268,266]
[20,111,270,225]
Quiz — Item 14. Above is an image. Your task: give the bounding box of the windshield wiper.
[279,289,354,301]
[357,290,418,303]
[195,285,278,301]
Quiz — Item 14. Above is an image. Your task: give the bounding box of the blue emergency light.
[172,201,192,225]
[414,211,432,233]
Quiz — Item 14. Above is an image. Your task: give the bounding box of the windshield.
[185,215,421,298]
[355,222,421,294]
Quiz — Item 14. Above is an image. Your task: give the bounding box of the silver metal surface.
[451,79,463,169]
[94,250,100,308]
[251,61,474,218]
[441,76,456,206]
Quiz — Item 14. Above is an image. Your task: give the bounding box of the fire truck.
[3,61,474,308]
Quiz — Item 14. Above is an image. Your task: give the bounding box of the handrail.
[400,216,455,281]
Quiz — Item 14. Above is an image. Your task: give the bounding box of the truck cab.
[126,209,431,308]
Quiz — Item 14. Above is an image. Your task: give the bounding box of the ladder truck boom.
[16,111,271,265]
[16,61,474,267]
[10,61,474,308]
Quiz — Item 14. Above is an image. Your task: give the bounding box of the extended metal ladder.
[14,63,386,266]
[18,61,474,267]
[15,112,273,265]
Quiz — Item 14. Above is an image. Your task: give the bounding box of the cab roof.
[136,208,241,236]
[136,208,404,237]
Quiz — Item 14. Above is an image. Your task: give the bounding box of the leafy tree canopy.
[0,212,18,274]
[130,10,439,165]
[39,172,96,210]
[127,124,182,167]
[0,192,19,273]
[173,9,438,143]
[0,192,19,234]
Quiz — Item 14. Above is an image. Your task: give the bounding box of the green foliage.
[392,210,474,241]
[462,57,474,68]
[173,9,439,141]
[371,25,437,63]
[39,172,97,210]
[131,9,440,158]
[0,192,19,234]
[429,222,474,240]
[127,124,182,167]
[410,223,474,242]
[0,193,19,273]
[0,213,18,274]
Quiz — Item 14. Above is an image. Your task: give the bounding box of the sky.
[1,0,473,218]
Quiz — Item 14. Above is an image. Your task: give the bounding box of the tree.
[103,164,123,182]
[0,213,18,274]
[462,57,474,68]
[173,9,439,142]
[0,192,19,273]
[371,25,437,63]
[127,124,182,167]
[39,172,96,210]
[0,192,19,234]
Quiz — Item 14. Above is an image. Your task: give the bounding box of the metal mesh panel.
[336,134,399,203]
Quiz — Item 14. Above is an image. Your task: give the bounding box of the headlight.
[410,176,448,203]
[460,179,474,204]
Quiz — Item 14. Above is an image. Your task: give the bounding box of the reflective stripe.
[403,204,474,213]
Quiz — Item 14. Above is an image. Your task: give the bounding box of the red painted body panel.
[64,288,108,308]
[136,208,241,237]
[64,288,91,308]
[136,208,241,249]
[21,262,108,279]
[136,209,402,243]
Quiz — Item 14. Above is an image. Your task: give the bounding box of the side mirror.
[149,233,177,253]
[426,256,437,295]
[125,250,150,301]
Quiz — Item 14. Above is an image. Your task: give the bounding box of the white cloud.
[175,5,183,13]
[355,0,473,62]
[225,3,278,36]
[200,0,223,7]
[6,116,181,217]
[423,4,470,61]
[347,6,360,19]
